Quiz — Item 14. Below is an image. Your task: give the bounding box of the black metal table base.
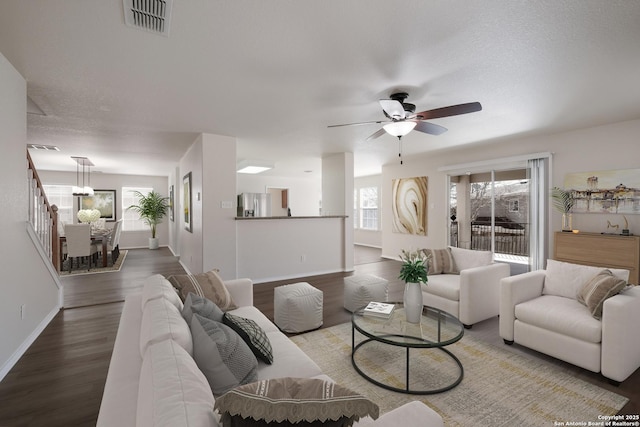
[351,335,464,395]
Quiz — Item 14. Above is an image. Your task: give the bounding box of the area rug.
[59,250,128,276]
[290,322,629,427]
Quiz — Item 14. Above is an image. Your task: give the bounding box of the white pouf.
[274,282,323,333]
[343,274,389,312]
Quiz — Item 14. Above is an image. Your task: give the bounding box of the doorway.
[267,187,289,217]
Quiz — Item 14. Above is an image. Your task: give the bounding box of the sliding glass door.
[447,155,549,272]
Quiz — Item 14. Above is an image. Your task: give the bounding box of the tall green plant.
[126,190,169,238]
[551,187,575,214]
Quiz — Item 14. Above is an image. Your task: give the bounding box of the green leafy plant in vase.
[398,249,429,323]
[126,190,170,249]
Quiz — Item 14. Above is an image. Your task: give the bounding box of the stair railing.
[26,150,60,271]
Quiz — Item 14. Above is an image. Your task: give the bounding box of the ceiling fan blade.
[413,121,448,136]
[379,99,406,120]
[328,120,386,128]
[413,102,482,120]
[365,128,387,141]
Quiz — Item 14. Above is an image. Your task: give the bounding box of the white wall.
[237,174,321,217]
[202,134,237,278]
[38,170,169,249]
[237,217,345,282]
[0,53,60,380]
[177,133,238,279]
[381,119,640,260]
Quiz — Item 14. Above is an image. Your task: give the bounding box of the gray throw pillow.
[190,314,258,396]
[182,292,224,324]
[223,312,273,364]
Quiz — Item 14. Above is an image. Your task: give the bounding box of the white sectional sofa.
[500,259,640,383]
[97,274,444,427]
[421,247,511,328]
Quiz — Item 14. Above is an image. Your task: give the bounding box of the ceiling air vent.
[28,144,60,151]
[123,0,173,36]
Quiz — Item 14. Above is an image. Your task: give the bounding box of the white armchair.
[500,259,640,383]
[421,247,511,328]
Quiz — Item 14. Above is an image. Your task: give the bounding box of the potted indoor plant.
[551,187,575,231]
[398,249,429,323]
[126,190,170,249]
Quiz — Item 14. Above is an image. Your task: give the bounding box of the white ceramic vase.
[149,237,159,250]
[403,282,423,324]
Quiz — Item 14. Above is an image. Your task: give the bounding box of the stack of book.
[363,301,395,318]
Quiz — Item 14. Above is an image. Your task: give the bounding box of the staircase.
[26,151,60,271]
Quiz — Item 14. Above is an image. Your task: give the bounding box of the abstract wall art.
[392,176,428,235]
[564,168,640,214]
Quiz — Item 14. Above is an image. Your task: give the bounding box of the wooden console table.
[553,231,640,285]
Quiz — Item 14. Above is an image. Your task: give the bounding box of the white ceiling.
[1,1,640,178]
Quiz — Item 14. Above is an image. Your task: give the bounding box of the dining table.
[59,228,113,270]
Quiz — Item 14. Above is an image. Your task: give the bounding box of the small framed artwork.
[169,185,174,222]
[80,189,117,221]
[183,172,192,232]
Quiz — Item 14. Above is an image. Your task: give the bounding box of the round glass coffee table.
[351,303,464,394]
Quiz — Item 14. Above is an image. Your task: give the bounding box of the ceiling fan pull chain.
[398,136,403,165]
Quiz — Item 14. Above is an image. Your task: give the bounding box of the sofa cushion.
[168,269,238,311]
[182,292,224,324]
[223,312,273,364]
[422,248,456,275]
[421,275,461,301]
[449,247,492,272]
[140,297,192,357]
[137,339,217,427]
[577,269,627,320]
[515,295,602,343]
[190,314,258,396]
[214,377,378,427]
[141,274,183,311]
[543,259,630,300]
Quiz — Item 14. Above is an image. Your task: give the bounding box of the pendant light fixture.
[71,156,94,196]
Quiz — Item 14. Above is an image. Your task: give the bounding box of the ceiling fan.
[328,92,482,141]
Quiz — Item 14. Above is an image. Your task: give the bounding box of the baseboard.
[251,268,346,284]
[0,305,60,382]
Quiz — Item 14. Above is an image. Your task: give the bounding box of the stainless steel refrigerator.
[237,193,271,217]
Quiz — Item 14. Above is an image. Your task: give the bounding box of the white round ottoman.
[343,274,389,312]
[274,282,323,333]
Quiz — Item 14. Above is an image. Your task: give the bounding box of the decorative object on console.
[564,168,640,214]
[398,249,428,323]
[392,176,428,235]
[126,190,169,249]
[215,377,379,427]
[551,186,575,231]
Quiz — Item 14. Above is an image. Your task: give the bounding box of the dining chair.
[64,223,98,272]
[107,219,123,262]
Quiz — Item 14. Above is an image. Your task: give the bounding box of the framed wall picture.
[183,172,192,232]
[391,176,428,235]
[79,189,117,221]
[169,185,174,222]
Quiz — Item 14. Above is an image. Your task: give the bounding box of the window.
[122,187,153,231]
[43,185,74,225]
[354,186,379,230]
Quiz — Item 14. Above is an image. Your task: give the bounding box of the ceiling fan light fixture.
[383,121,416,137]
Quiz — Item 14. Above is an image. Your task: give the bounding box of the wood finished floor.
[0,246,637,426]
